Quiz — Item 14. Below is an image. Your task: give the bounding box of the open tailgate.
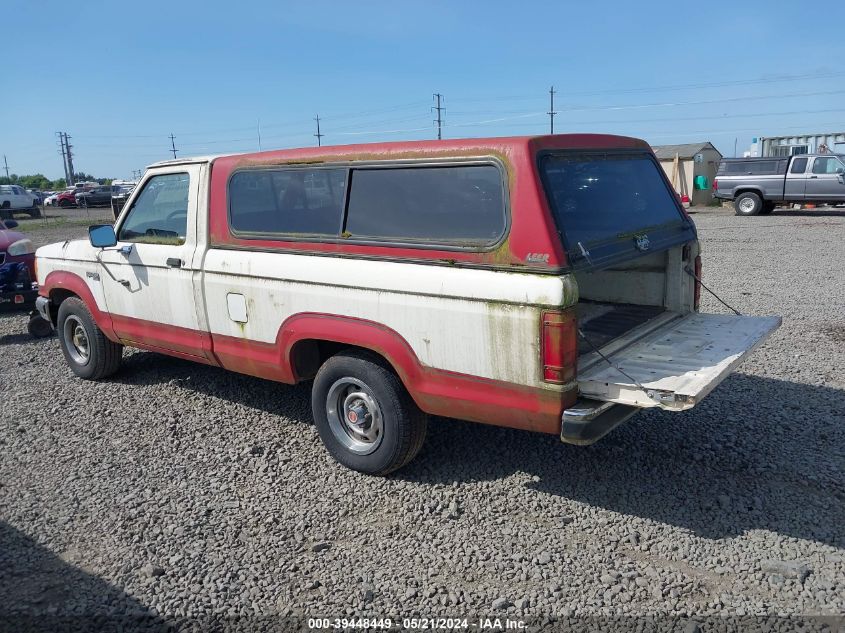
[577,313,781,410]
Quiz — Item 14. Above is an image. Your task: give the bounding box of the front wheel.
[57,297,123,379]
[311,350,427,475]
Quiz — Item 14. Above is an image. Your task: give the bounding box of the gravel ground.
[1,206,843,631]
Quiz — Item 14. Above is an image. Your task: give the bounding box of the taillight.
[541,310,577,384]
[693,255,702,311]
[713,178,718,191]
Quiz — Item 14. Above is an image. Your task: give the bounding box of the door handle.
[166,258,183,268]
[809,176,818,179]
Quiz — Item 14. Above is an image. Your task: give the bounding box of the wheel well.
[290,339,394,381]
[734,188,763,200]
[48,289,77,323]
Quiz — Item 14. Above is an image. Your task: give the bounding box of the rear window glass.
[540,153,688,254]
[718,160,785,175]
[345,165,505,245]
[229,168,346,235]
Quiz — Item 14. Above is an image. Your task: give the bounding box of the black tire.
[57,296,123,379]
[734,192,763,216]
[27,314,53,338]
[58,199,71,208]
[311,350,427,475]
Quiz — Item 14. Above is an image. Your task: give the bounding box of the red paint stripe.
[109,313,216,362]
[42,271,117,341]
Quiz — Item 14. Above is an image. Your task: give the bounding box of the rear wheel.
[57,297,123,379]
[311,350,427,475]
[735,192,763,216]
[59,199,71,208]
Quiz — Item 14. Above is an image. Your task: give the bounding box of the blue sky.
[3,0,844,180]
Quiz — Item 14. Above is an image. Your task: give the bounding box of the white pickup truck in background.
[0,184,40,219]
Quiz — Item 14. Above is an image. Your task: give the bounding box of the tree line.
[0,172,112,190]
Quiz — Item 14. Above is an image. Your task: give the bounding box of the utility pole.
[548,85,557,134]
[432,93,444,140]
[734,138,738,158]
[169,133,178,159]
[64,133,76,185]
[314,115,324,147]
[56,132,70,184]
[3,155,9,180]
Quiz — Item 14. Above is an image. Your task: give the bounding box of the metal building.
[755,132,845,157]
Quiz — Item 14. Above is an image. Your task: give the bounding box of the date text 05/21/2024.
[307,617,527,630]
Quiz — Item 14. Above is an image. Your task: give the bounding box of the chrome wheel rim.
[325,377,384,455]
[738,198,755,213]
[63,315,90,365]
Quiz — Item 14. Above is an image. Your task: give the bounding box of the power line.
[433,93,444,140]
[548,85,557,134]
[169,133,178,159]
[448,70,845,104]
[314,115,324,147]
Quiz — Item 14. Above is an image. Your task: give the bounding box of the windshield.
[540,152,695,269]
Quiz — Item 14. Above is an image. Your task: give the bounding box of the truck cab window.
[118,173,189,245]
[811,157,845,174]
[790,157,808,174]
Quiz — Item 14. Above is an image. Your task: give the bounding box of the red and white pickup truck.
[35,135,781,474]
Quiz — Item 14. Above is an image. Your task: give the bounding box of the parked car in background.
[0,218,52,336]
[35,135,781,475]
[0,218,37,309]
[44,192,61,207]
[27,190,46,204]
[714,154,845,215]
[76,185,122,208]
[55,190,80,208]
[110,185,135,219]
[0,184,40,219]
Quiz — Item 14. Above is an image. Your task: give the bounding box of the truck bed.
[576,301,665,355]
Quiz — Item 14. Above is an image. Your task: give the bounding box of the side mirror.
[2,219,19,229]
[89,224,117,248]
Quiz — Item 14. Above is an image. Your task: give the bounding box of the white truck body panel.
[201,249,576,387]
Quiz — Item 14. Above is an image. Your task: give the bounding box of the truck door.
[96,165,212,360]
[805,156,845,201]
[783,156,808,200]
[12,186,27,209]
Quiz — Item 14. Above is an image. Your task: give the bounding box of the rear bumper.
[0,286,39,312]
[561,398,638,445]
